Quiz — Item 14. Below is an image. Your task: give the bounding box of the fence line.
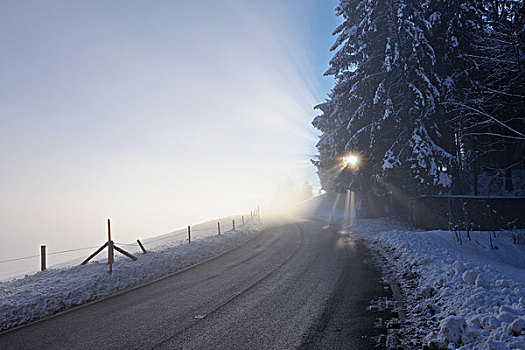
[0,211,260,275]
[0,255,40,264]
[47,246,100,256]
[137,217,244,245]
[142,231,186,244]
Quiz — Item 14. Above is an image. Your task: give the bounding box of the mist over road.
[0,218,389,349]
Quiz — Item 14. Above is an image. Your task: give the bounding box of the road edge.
[0,221,269,336]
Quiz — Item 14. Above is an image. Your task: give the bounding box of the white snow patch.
[0,218,263,331]
[309,198,525,350]
[353,220,525,350]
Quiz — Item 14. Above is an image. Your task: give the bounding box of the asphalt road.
[0,218,389,349]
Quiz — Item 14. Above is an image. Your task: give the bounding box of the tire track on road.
[152,223,305,349]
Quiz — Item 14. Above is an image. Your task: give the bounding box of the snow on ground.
[0,216,253,281]
[354,220,525,350]
[305,193,525,350]
[0,217,263,331]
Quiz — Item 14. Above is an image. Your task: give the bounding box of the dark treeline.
[313,0,525,198]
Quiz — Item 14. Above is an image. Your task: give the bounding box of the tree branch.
[455,103,525,139]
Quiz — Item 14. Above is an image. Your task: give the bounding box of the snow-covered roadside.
[0,219,263,332]
[303,193,525,349]
[351,219,525,350]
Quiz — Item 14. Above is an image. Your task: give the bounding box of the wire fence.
[140,231,187,245]
[0,246,102,264]
[0,208,261,279]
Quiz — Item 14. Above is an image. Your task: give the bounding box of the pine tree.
[314,0,453,197]
[314,0,395,193]
[431,0,525,195]
[389,0,453,194]
[426,0,485,194]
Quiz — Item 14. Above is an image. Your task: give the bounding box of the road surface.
[0,218,390,349]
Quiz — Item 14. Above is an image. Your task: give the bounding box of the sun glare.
[343,154,359,168]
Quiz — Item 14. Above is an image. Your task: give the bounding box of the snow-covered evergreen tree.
[428,0,525,195]
[314,0,396,193]
[314,0,453,197]
[461,0,525,194]
[426,0,485,194]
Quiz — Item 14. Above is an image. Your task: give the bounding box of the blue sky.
[0,0,340,262]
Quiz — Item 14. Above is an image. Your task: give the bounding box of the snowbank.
[0,219,262,331]
[306,194,525,349]
[352,219,525,350]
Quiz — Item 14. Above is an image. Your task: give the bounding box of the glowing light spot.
[343,154,359,168]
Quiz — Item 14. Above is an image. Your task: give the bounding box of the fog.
[0,0,339,277]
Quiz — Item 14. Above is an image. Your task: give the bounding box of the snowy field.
[0,217,263,331]
[305,194,525,350]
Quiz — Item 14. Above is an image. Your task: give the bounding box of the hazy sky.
[0,0,340,263]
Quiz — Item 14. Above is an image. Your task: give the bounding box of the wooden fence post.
[137,239,147,254]
[188,225,191,243]
[81,218,136,271]
[108,219,113,274]
[232,219,235,231]
[218,222,221,235]
[257,206,260,221]
[40,245,46,271]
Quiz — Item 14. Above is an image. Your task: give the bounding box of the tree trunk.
[473,158,479,196]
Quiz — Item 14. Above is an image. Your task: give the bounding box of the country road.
[0,218,390,349]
